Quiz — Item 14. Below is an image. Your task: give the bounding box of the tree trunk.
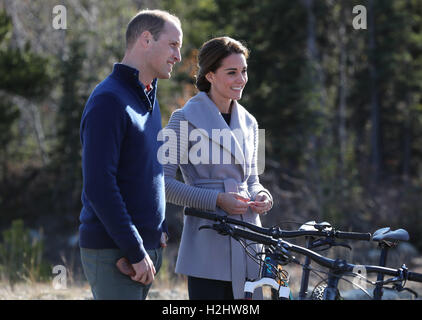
[7,93,50,166]
[368,0,382,184]
[4,0,26,49]
[301,0,329,221]
[338,2,348,174]
[402,95,412,180]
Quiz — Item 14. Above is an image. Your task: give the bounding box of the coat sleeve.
[163,109,220,211]
[246,120,273,206]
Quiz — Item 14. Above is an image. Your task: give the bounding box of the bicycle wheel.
[311,283,341,300]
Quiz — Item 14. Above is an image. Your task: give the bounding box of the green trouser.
[80,247,162,300]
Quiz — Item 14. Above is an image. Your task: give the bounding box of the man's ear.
[138,30,153,48]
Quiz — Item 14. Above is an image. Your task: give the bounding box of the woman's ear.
[205,71,214,84]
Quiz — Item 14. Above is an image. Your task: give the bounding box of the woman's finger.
[232,193,250,202]
[254,200,270,207]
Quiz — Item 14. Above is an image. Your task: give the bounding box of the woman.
[163,37,273,299]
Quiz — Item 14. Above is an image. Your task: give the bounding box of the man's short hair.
[126,9,181,49]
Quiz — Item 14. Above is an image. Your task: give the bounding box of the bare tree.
[301,0,329,221]
[368,0,381,184]
[338,1,348,173]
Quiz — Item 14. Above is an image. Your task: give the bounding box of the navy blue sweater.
[79,63,166,264]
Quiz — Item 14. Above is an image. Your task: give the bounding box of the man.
[79,9,182,300]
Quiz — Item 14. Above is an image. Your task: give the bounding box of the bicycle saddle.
[372,227,409,242]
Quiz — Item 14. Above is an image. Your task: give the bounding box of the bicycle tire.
[311,283,341,300]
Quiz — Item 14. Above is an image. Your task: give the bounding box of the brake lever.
[310,238,352,251]
[394,286,418,299]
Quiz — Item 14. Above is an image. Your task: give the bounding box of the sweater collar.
[111,63,157,89]
[111,63,158,112]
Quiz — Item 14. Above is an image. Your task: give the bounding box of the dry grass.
[2,261,421,300]
[0,243,189,300]
[1,243,421,300]
[0,278,188,300]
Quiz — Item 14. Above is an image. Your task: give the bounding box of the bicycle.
[184,208,371,299]
[184,208,422,300]
[307,224,413,300]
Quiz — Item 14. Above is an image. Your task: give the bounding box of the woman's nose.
[238,73,247,84]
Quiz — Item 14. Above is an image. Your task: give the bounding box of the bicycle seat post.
[373,241,390,300]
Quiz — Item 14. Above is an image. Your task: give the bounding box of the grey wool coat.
[162,92,273,299]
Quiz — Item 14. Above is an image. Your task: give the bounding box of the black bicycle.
[303,223,412,300]
[184,208,422,300]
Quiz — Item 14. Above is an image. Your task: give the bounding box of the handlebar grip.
[335,231,371,241]
[408,271,422,283]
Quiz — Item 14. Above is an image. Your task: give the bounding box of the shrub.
[0,219,50,287]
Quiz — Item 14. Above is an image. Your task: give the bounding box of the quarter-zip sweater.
[79,63,166,264]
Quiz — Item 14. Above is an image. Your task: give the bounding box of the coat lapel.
[183,92,246,175]
[230,99,254,176]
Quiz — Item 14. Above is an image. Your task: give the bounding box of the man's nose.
[174,48,181,63]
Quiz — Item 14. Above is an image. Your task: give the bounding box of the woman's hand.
[250,192,272,214]
[217,192,250,215]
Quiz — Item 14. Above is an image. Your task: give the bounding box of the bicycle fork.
[244,251,292,300]
[323,273,341,300]
[323,258,347,300]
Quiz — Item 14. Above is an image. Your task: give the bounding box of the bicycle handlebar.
[184,208,371,241]
[335,231,371,241]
